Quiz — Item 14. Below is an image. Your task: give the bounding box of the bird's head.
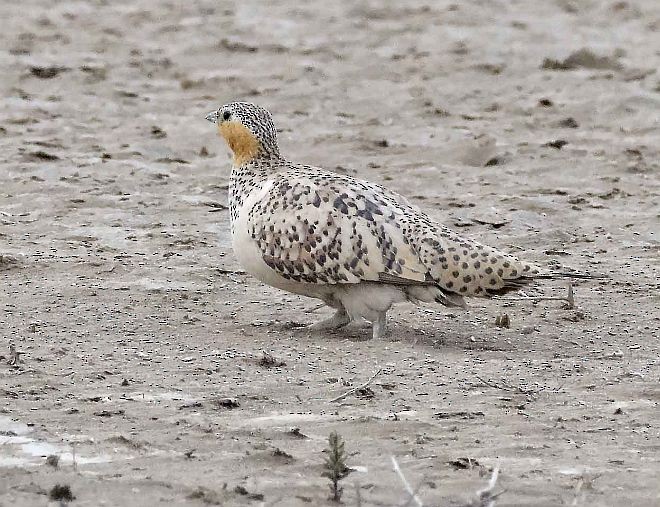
[205,102,280,165]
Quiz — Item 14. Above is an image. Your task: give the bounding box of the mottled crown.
[219,102,280,157]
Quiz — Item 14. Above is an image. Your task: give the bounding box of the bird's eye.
[222,111,231,121]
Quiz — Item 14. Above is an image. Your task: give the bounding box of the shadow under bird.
[205,102,585,339]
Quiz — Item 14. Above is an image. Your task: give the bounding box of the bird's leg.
[371,311,387,340]
[307,308,351,331]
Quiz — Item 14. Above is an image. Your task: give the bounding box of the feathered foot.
[371,312,387,340]
[307,308,351,331]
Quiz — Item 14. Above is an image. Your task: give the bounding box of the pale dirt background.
[1,0,659,505]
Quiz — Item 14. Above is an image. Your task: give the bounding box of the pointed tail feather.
[535,271,607,280]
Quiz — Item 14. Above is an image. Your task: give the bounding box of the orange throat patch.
[218,121,261,166]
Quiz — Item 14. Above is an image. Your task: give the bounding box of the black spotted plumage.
[233,162,541,297]
[207,101,548,339]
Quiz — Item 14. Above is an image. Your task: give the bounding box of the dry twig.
[391,456,424,507]
[329,368,382,403]
[474,374,525,393]
[471,465,504,507]
[474,373,565,397]
[496,284,575,308]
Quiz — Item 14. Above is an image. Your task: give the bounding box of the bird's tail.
[405,285,468,309]
[536,271,607,280]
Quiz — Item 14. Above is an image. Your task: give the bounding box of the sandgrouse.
[206,102,545,339]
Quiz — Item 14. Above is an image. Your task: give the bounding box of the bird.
[205,102,548,340]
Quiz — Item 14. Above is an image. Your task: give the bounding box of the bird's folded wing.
[248,172,430,285]
[248,168,541,296]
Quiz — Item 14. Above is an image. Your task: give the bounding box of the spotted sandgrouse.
[206,102,544,339]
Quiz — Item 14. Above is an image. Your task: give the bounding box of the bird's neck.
[229,160,281,197]
[232,147,282,166]
[218,121,280,165]
[228,158,284,231]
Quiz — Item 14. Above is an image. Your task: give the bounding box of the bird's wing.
[248,167,541,295]
[247,169,431,286]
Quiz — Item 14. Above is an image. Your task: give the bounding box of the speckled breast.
[230,179,318,296]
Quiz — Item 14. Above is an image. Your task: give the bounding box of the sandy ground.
[1,0,659,505]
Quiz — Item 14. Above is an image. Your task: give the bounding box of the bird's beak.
[205,110,219,124]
